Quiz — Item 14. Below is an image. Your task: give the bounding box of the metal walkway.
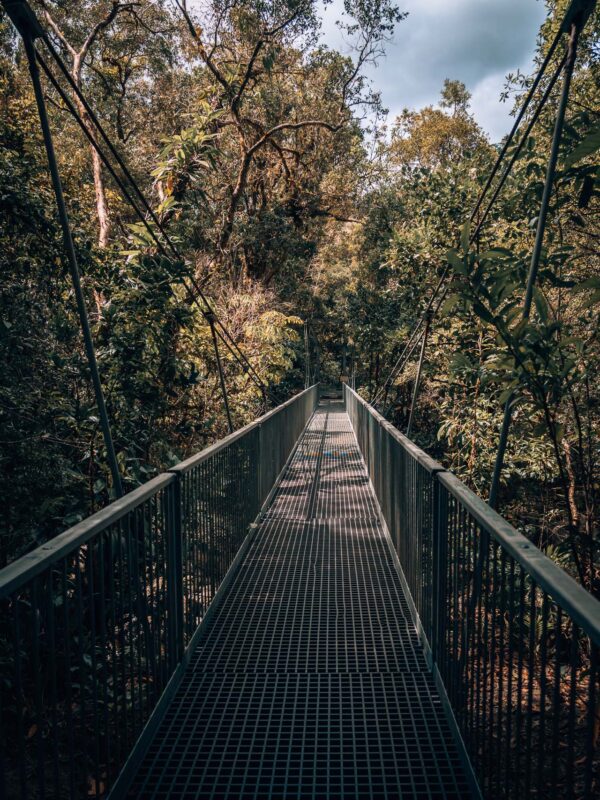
[126,403,471,799]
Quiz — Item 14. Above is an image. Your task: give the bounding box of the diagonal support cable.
[373,0,593,426]
[11,12,124,497]
[30,8,272,403]
[206,311,234,433]
[488,16,583,509]
[405,311,432,438]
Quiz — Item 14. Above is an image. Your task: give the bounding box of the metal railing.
[345,384,600,799]
[0,385,319,800]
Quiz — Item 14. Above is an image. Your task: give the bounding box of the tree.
[439,78,471,115]
[390,80,487,170]
[164,0,405,282]
[35,0,176,246]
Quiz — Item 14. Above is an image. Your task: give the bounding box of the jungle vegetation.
[0,0,598,598]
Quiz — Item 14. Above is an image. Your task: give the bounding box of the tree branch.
[80,2,137,63]
[38,0,76,57]
[247,119,341,158]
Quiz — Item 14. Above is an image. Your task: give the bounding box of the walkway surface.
[126,403,471,799]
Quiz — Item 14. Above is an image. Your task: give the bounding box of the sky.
[320,0,548,142]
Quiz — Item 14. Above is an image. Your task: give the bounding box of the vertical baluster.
[480,540,491,792]
[566,624,578,800]
[495,549,507,794]
[550,607,563,794]
[504,558,516,796]
[524,580,537,797]
[514,569,526,795]
[536,593,550,793]
[75,553,88,795]
[116,522,128,751]
[87,545,101,797]
[107,524,120,770]
[473,521,485,776]
[13,594,26,799]
[97,534,111,795]
[46,569,59,799]
[486,541,498,793]
[583,643,598,796]
[62,558,75,799]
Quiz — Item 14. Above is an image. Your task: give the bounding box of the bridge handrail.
[346,385,444,473]
[171,384,318,475]
[344,383,600,798]
[0,473,176,599]
[0,384,319,597]
[438,470,600,646]
[0,384,319,799]
[344,384,600,645]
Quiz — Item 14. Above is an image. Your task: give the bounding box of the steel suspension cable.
[469,25,565,224]
[371,269,447,406]
[470,51,568,244]
[36,53,265,419]
[380,323,429,415]
[489,15,584,508]
[10,9,124,497]
[37,29,271,401]
[373,9,575,416]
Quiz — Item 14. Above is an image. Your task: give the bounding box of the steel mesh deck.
[126,402,471,799]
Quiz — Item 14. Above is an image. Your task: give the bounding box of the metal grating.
[126,404,472,799]
[267,405,378,521]
[192,518,426,675]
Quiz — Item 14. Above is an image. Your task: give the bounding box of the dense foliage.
[330,0,600,595]
[0,0,598,600]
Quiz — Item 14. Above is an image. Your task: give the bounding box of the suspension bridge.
[1,385,599,798]
[0,0,599,798]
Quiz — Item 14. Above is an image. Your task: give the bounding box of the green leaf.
[582,290,600,309]
[481,247,513,260]
[574,277,600,291]
[450,352,472,372]
[460,220,470,253]
[532,422,546,438]
[472,302,494,324]
[440,293,460,316]
[446,249,467,275]
[262,52,276,72]
[499,388,516,404]
[510,318,528,338]
[539,269,575,288]
[565,126,600,168]
[533,287,548,323]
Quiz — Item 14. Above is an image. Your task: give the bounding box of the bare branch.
[37,0,76,57]
[231,38,265,112]
[79,2,137,62]
[247,119,341,158]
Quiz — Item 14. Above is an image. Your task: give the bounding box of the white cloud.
[470,70,519,142]
[319,0,547,142]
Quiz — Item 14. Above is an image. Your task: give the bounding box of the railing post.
[431,475,447,667]
[167,476,184,670]
[257,422,263,514]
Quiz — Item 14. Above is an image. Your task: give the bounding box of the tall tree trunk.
[91,144,110,247]
[73,55,110,248]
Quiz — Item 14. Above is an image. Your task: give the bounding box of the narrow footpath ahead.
[126,402,471,799]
